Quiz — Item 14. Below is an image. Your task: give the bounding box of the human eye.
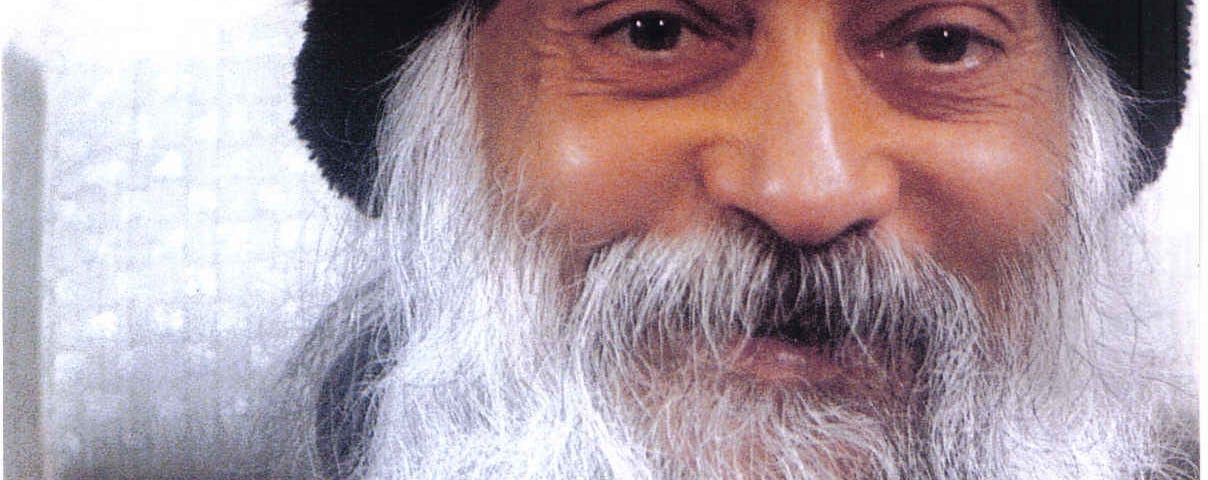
[855,4,1016,116]
[893,23,1004,76]
[577,3,749,97]
[597,11,696,54]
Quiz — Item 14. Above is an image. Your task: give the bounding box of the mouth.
[726,331,909,395]
[726,336,845,383]
[727,299,904,386]
[583,227,927,389]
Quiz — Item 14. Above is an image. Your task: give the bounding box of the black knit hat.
[293,0,1192,212]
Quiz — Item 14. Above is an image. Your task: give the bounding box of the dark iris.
[915,26,970,64]
[627,14,684,51]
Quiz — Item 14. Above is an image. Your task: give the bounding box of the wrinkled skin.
[474,0,1068,296]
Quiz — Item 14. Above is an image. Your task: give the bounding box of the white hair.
[278,6,1197,480]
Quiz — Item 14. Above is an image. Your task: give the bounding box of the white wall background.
[1,1,1200,479]
[4,1,347,478]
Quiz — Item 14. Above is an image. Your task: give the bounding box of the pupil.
[628,15,683,51]
[916,27,969,64]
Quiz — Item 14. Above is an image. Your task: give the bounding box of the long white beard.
[286,9,1197,480]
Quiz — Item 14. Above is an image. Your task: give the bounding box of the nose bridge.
[767,31,845,197]
[702,18,896,246]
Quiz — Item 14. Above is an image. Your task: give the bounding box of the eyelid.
[900,24,1004,55]
[865,3,1013,51]
[581,0,750,40]
[593,11,700,42]
[887,3,1016,33]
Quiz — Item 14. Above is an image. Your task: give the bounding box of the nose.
[700,26,897,247]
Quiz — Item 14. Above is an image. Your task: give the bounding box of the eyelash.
[594,11,710,56]
[888,24,1004,73]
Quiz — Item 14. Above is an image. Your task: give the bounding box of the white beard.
[283,8,1197,480]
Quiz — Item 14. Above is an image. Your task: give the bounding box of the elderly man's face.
[473,0,1066,364]
[327,1,1194,477]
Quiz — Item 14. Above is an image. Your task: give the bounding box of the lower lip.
[727,337,844,384]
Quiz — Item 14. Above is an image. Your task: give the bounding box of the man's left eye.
[898,24,1002,72]
[914,26,972,64]
[855,9,1014,117]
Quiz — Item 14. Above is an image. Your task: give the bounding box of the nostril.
[779,218,877,253]
[723,208,878,252]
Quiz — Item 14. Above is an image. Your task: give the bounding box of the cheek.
[473,13,694,247]
[907,118,1068,282]
[499,107,699,246]
[905,55,1074,283]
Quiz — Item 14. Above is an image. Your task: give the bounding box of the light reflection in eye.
[626,14,685,51]
[915,26,972,64]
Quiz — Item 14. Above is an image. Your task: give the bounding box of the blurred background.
[1,1,1200,479]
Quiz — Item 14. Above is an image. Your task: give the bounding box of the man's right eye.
[599,11,695,54]
[624,13,686,51]
[580,6,748,97]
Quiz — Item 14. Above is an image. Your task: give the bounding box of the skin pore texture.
[282,1,1197,479]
